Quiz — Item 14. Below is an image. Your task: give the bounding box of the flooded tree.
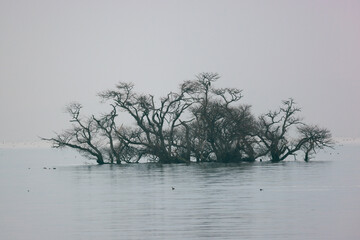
[257,99,333,162]
[43,73,333,164]
[185,73,258,162]
[257,99,303,162]
[43,103,106,164]
[98,81,194,163]
[297,125,334,162]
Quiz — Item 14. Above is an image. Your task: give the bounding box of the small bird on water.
[260,189,263,191]
[171,187,175,190]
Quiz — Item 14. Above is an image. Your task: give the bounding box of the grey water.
[1,145,360,240]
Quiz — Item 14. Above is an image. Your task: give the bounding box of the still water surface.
[1,145,360,239]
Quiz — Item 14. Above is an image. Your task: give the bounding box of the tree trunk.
[304,151,309,162]
[270,152,281,163]
[97,156,104,164]
[184,124,191,162]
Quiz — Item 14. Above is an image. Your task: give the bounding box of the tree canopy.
[43,73,333,164]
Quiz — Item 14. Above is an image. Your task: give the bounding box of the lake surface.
[1,145,360,240]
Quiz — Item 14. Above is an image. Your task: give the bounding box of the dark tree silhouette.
[257,99,333,162]
[43,73,333,164]
[98,81,194,163]
[297,125,333,161]
[185,73,258,162]
[257,99,304,162]
[43,103,105,164]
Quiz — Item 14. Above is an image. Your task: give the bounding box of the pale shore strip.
[0,140,51,149]
[333,137,360,146]
[0,137,359,149]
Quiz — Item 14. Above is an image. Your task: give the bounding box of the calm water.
[1,145,360,240]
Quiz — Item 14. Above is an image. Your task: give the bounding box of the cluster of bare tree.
[43,73,333,164]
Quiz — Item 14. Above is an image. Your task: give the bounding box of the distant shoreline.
[1,137,360,149]
[0,141,51,149]
[333,137,360,146]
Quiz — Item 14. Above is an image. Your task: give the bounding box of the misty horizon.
[1,0,360,142]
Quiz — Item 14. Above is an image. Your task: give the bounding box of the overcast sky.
[1,0,359,142]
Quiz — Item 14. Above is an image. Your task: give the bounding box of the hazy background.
[1,0,359,143]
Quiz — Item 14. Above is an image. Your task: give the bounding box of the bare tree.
[99,81,194,163]
[297,125,334,161]
[42,103,105,164]
[257,98,303,162]
[185,73,219,161]
[91,105,138,164]
[257,99,334,162]
[44,73,333,164]
[185,73,259,162]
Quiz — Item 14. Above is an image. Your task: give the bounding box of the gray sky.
[1,0,360,142]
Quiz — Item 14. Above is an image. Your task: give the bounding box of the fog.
[1,0,359,142]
